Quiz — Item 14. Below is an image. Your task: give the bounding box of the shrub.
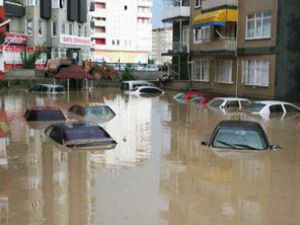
[122,67,137,81]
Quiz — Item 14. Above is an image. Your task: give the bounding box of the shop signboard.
[60,34,91,46]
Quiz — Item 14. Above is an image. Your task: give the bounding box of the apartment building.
[2,0,92,70]
[190,0,300,100]
[162,0,190,80]
[152,27,172,65]
[90,0,153,64]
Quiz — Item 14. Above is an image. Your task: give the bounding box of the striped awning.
[192,9,238,28]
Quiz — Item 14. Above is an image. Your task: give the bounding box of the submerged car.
[29,84,65,94]
[24,107,66,121]
[201,120,280,151]
[208,97,251,111]
[173,92,217,105]
[247,101,300,119]
[69,104,116,118]
[44,122,117,148]
[132,86,164,95]
[121,80,155,91]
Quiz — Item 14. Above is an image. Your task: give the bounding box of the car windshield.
[208,99,224,108]
[64,126,110,141]
[25,110,65,121]
[85,106,114,116]
[212,127,268,150]
[247,103,266,112]
[174,93,185,101]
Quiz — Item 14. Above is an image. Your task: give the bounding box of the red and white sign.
[5,33,27,45]
[60,34,91,46]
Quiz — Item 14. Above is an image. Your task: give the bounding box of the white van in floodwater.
[121,81,155,91]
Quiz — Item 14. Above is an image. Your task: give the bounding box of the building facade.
[152,27,172,65]
[190,0,300,100]
[162,0,190,80]
[90,0,153,64]
[2,0,92,71]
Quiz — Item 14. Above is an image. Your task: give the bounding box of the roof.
[71,103,109,108]
[213,97,250,101]
[53,122,98,130]
[254,100,292,105]
[218,120,263,131]
[39,84,64,88]
[55,65,94,79]
[121,80,152,84]
[27,106,62,111]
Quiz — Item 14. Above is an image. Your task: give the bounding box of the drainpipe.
[235,0,239,98]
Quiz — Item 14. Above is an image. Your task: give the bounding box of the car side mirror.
[270,144,282,151]
[201,141,210,146]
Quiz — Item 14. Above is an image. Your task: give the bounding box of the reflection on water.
[0,88,299,225]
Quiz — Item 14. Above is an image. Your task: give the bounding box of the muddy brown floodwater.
[0,87,300,225]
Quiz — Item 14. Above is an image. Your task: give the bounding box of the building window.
[78,25,81,36]
[124,5,127,10]
[61,23,66,34]
[112,40,115,45]
[38,19,43,36]
[69,23,74,35]
[26,0,37,6]
[195,0,202,7]
[117,40,120,45]
[246,11,271,40]
[242,60,270,87]
[52,21,57,37]
[26,19,33,35]
[192,60,209,81]
[217,60,233,84]
[194,26,210,43]
[84,26,88,37]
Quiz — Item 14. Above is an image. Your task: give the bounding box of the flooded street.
[0,87,300,225]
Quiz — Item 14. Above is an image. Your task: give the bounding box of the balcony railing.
[164,42,189,55]
[201,0,238,11]
[195,37,237,52]
[162,0,190,22]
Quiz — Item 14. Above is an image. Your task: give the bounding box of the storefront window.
[52,48,59,59]
[59,48,66,58]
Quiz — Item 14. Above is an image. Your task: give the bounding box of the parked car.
[132,86,164,95]
[143,64,159,71]
[121,80,155,91]
[208,97,251,111]
[68,104,116,122]
[201,120,280,151]
[173,93,186,103]
[247,101,300,119]
[29,84,65,94]
[44,122,117,149]
[24,106,66,121]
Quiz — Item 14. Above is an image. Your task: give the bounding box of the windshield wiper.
[216,140,261,150]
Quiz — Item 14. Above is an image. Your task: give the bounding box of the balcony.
[137,11,152,18]
[163,42,189,55]
[194,37,237,53]
[138,0,152,7]
[5,1,25,17]
[201,0,238,12]
[162,0,190,22]
[94,20,106,27]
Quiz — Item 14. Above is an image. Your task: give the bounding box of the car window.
[85,106,114,116]
[40,86,48,92]
[284,104,300,113]
[64,126,110,141]
[25,110,66,121]
[55,87,65,92]
[247,103,266,113]
[121,83,129,91]
[49,127,63,144]
[139,88,162,93]
[226,101,239,109]
[208,99,224,108]
[270,104,284,113]
[241,101,250,108]
[212,127,268,150]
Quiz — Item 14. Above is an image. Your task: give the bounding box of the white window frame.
[26,19,33,36]
[217,60,233,84]
[194,26,210,43]
[242,59,270,87]
[38,19,43,36]
[246,11,272,40]
[195,0,202,8]
[192,60,210,82]
[52,21,57,37]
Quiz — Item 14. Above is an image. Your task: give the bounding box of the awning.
[192,9,238,28]
[55,65,94,79]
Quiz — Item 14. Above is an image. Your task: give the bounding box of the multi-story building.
[2,0,92,70]
[152,27,172,65]
[90,0,153,64]
[190,0,300,100]
[162,0,190,80]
